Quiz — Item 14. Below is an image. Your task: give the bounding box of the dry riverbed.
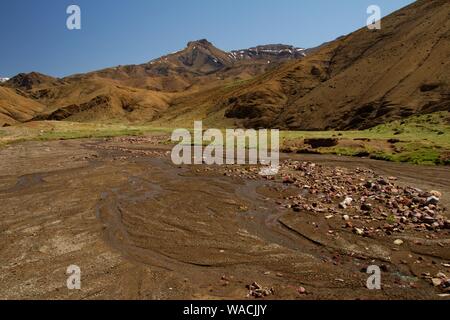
[0,136,449,300]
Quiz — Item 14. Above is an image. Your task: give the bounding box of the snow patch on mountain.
[229,44,306,61]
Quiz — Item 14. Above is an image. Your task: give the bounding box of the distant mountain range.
[0,40,308,126]
[0,0,449,129]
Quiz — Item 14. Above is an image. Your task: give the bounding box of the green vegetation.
[0,122,172,146]
[37,128,144,141]
[0,112,449,166]
[281,112,450,165]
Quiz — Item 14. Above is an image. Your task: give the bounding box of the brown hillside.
[3,1,448,129]
[199,0,450,129]
[30,78,172,123]
[0,87,46,126]
[3,40,305,124]
[64,39,305,93]
[5,72,64,91]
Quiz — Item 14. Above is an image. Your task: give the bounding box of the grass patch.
[1,112,449,166]
[281,111,450,165]
[37,128,145,141]
[385,143,444,165]
[0,121,172,147]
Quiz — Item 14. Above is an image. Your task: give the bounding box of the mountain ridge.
[1,0,449,129]
[160,0,449,130]
[1,40,307,126]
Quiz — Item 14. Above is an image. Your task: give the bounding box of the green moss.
[281,111,450,165]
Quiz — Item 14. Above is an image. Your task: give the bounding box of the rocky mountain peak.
[6,72,58,90]
[187,39,214,48]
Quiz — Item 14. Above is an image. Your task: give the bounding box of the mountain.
[0,78,9,83]
[191,0,450,129]
[3,0,448,129]
[4,72,63,91]
[0,87,46,126]
[3,40,306,123]
[64,39,307,92]
[29,78,171,123]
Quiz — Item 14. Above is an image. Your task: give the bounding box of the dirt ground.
[0,137,449,300]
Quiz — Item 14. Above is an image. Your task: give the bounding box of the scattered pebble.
[246,282,274,298]
[297,286,307,294]
[432,278,443,287]
[212,160,448,234]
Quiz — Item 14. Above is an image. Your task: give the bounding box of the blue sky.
[0,0,414,78]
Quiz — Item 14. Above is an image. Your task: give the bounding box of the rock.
[297,286,307,294]
[364,181,375,189]
[343,196,353,205]
[221,275,231,282]
[238,205,249,212]
[339,197,353,209]
[432,222,440,229]
[380,265,389,272]
[422,215,436,223]
[219,159,448,234]
[393,239,404,246]
[432,278,443,287]
[426,196,440,205]
[282,176,295,184]
[246,282,274,298]
[354,227,364,236]
[442,279,450,291]
[430,190,442,198]
[444,220,450,229]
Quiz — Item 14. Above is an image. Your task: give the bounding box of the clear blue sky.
[0,0,414,78]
